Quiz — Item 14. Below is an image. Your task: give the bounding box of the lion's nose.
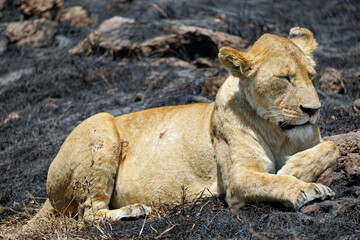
[300,105,320,116]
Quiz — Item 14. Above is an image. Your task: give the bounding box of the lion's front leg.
[216,138,337,211]
[225,169,334,211]
[277,141,340,182]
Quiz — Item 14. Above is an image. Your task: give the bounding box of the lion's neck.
[215,75,287,156]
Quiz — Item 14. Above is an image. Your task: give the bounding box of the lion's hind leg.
[47,112,134,223]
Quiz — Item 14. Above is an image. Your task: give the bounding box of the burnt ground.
[0,0,360,239]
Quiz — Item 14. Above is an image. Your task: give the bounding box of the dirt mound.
[319,68,345,94]
[58,6,91,27]
[17,0,64,20]
[69,17,249,61]
[5,19,57,50]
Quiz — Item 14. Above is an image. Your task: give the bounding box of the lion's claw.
[292,183,335,211]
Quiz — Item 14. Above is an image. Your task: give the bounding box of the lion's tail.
[22,199,55,232]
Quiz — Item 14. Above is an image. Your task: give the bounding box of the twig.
[205,187,216,197]
[151,3,169,19]
[210,210,222,223]
[189,188,206,214]
[249,228,269,240]
[180,185,187,215]
[94,221,113,239]
[150,224,158,233]
[94,222,105,237]
[155,224,178,239]
[196,200,210,216]
[25,192,40,206]
[99,72,112,88]
[139,216,147,237]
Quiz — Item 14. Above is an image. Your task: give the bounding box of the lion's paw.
[292,183,335,211]
[92,203,151,221]
[132,203,152,217]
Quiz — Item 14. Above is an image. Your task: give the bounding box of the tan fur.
[29,27,339,224]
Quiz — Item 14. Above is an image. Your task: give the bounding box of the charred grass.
[1,185,360,239]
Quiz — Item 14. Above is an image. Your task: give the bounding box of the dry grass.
[1,206,117,239]
[0,191,115,239]
[1,186,360,239]
[0,187,213,239]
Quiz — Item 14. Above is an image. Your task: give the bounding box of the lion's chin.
[278,121,310,131]
[286,124,314,141]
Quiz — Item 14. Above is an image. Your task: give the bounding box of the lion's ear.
[219,47,250,78]
[289,27,317,56]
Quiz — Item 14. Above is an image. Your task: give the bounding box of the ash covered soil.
[0,0,360,239]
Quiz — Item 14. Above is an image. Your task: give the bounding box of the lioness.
[31,27,339,224]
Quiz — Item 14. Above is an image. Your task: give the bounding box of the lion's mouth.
[279,121,310,130]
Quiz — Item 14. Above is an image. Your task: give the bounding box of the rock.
[214,12,226,22]
[300,202,323,214]
[193,57,213,68]
[69,16,135,55]
[323,131,360,156]
[333,106,349,116]
[353,98,360,116]
[5,19,57,50]
[316,168,347,187]
[17,0,64,20]
[58,6,91,27]
[300,201,336,214]
[69,18,249,61]
[324,131,360,184]
[301,199,358,215]
[319,68,345,94]
[175,24,248,51]
[316,168,336,187]
[150,58,191,68]
[344,153,360,182]
[42,97,58,108]
[335,199,358,214]
[0,112,20,127]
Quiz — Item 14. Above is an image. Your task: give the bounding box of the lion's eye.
[281,76,291,83]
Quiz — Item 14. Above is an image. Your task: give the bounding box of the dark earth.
[0,0,359,239]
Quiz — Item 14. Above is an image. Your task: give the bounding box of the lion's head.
[219,27,320,133]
